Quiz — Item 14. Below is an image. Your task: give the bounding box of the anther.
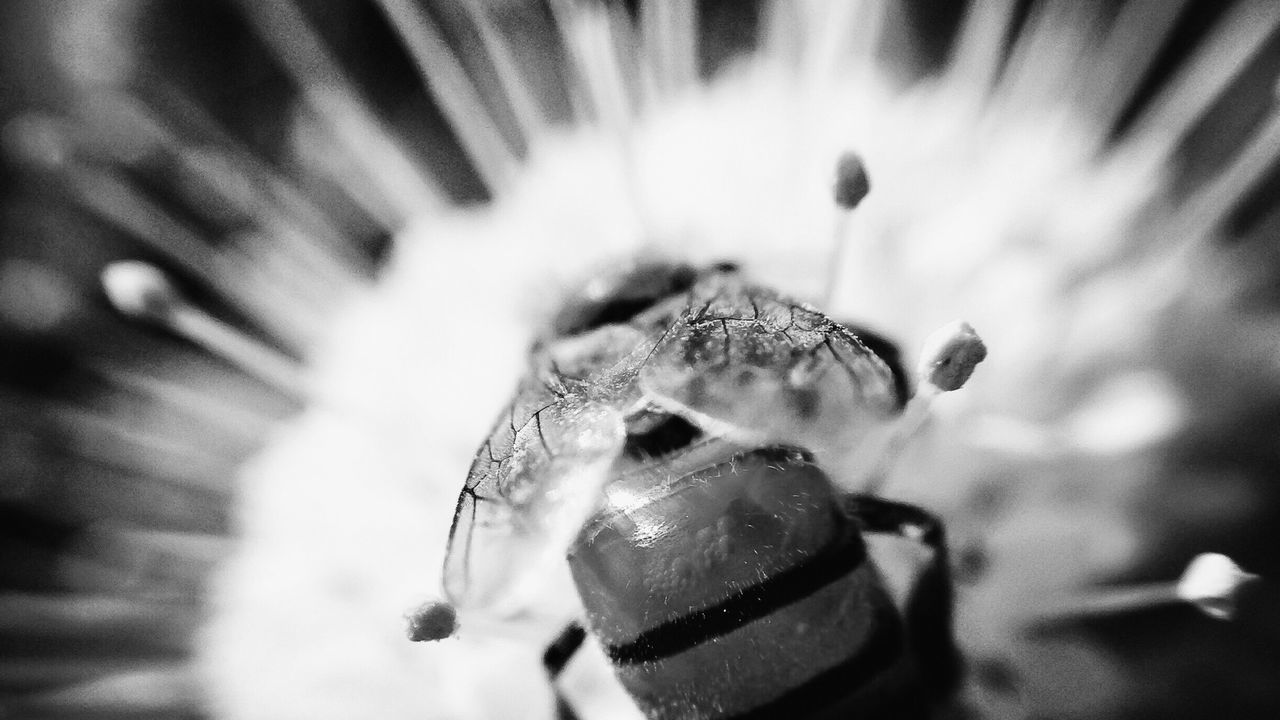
[833,151,871,210]
[101,261,182,325]
[917,320,988,392]
[406,600,458,642]
[102,260,306,399]
[898,320,987,431]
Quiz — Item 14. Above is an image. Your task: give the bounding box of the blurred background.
[2,1,1280,718]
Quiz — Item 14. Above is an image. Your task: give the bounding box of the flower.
[2,1,1279,719]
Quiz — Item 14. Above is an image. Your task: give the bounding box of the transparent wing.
[638,281,901,464]
[443,379,624,611]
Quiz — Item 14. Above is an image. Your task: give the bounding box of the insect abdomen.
[567,448,925,719]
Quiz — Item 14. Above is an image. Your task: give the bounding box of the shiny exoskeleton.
[439,261,964,720]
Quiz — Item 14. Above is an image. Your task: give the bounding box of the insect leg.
[842,495,944,546]
[543,622,587,720]
[842,495,962,701]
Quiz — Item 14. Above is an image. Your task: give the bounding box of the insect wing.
[638,281,900,464]
[443,380,625,611]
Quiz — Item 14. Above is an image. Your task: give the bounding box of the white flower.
[6,2,1278,719]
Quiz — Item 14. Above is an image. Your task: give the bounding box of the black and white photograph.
[0,1,1278,718]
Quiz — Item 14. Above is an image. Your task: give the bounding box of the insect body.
[421,261,984,720]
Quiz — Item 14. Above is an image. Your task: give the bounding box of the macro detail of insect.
[383,132,1273,720]
[409,208,991,719]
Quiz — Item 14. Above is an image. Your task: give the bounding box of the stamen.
[1177,93,1280,237]
[374,0,519,191]
[102,262,306,400]
[67,524,231,598]
[800,0,884,80]
[0,594,195,649]
[404,600,551,645]
[1086,0,1190,138]
[232,0,445,223]
[456,0,550,141]
[1063,371,1184,455]
[993,2,1099,114]
[53,402,241,493]
[640,0,698,98]
[1037,553,1259,621]
[822,151,871,306]
[94,363,278,437]
[889,320,987,448]
[10,665,197,717]
[548,0,637,133]
[945,0,1020,96]
[1125,0,1280,154]
[862,321,987,493]
[966,414,1058,456]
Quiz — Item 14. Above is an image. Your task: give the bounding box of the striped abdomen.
[568,448,928,720]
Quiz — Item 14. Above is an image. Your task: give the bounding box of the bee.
[410,160,988,720]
